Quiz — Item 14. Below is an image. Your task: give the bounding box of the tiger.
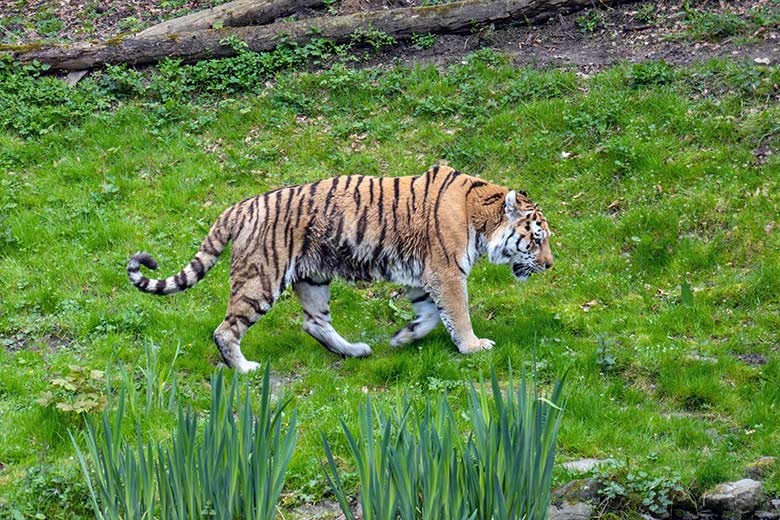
[127,165,554,373]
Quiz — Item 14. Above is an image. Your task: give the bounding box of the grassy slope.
[1,53,779,516]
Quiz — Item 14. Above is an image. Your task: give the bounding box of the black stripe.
[323,177,339,215]
[371,227,386,261]
[301,278,330,287]
[236,314,253,327]
[391,177,400,232]
[203,235,219,256]
[239,295,266,314]
[287,223,295,263]
[344,175,352,190]
[465,180,488,198]
[295,196,305,226]
[422,171,432,209]
[354,175,364,206]
[220,205,236,242]
[410,175,418,210]
[377,178,384,224]
[139,278,150,290]
[153,279,167,294]
[191,257,205,279]
[368,177,375,205]
[482,193,502,205]
[174,272,188,290]
[307,180,320,213]
[355,206,369,243]
[410,293,430,304]
[299,217,315,256]
[283,187,294,221]
[334,214,345,242]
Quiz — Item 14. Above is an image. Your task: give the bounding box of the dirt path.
[371,0,779,72]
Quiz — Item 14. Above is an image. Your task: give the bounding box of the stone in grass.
[548,501,593,520]
[755,512,780,520]
[553,478,602,503]
[745,457,778,480]
[702,479,763,517]
[561,458,615,474]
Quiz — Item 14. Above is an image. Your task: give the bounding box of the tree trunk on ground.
[3,0,628,71]
[137,0,324,37]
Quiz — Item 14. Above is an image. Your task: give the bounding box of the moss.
[105,34,130,46]
[0,42,48,53]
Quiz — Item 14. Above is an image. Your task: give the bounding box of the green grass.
[1,51,779,517]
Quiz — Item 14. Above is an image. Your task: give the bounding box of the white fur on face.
[487,217,550,281]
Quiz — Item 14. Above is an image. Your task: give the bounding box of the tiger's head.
[487,190,554,281]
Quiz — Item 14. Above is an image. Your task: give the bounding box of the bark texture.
[137,0,323,37]
[3,0,628,71]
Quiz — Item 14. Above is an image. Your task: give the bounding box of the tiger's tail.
[127,207,234,296]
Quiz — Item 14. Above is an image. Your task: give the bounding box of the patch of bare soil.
[0,328,73,352]
[367,0,779,72]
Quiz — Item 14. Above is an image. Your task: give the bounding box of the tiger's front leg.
[428,274,495,354]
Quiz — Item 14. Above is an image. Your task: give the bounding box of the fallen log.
[3,0,628,71]
[137,0,324,38]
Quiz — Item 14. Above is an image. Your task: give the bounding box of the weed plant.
[72,365,297,520]
[323,367,565,520]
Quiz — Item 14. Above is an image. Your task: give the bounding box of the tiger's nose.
[543,258,554,270]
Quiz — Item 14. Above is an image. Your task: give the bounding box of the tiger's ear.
[505,190,521,220]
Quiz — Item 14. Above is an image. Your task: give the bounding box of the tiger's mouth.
[512,263,532,281]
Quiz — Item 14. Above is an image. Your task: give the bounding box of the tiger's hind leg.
[390,287,441,347]
[213,290,275,374]
[294,279,372,357]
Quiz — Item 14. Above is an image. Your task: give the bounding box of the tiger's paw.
[390,327,414,347]
[459,338,495,354]
[344,342,372,357]
[235,360,261,374]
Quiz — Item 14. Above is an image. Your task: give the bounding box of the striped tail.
[127,211,232,296]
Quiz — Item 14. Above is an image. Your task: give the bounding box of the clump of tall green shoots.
[71,365,297,520]
[323,367,566,520]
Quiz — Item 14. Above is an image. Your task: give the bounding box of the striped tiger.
[127,165,554,373]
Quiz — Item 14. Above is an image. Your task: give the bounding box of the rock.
[702,479,763,517]
[64,70,88,86]
[771,499,780,511]
[745,457,778,480]
[754,57,772,65]
[553,478,602,503]
[548,501,593,520]
[755,512,780,520]
[561,458,614,474]
[686,353,718,364]
[287,500,344,519]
